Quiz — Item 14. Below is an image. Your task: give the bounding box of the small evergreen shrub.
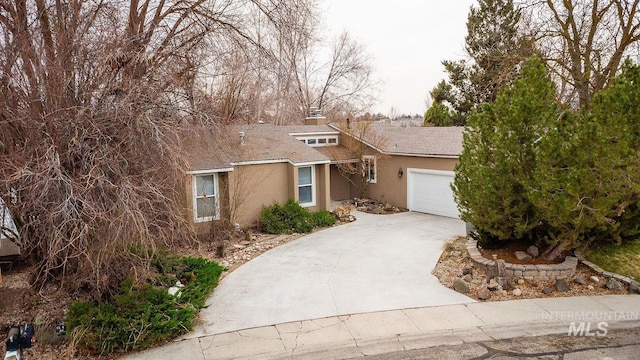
[66,254,224,355]
[260,199,335,234]
[312,210,336,228]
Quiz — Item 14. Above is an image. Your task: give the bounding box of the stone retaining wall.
[466,239,577,280]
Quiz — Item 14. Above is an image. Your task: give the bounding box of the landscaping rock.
[514,251,532,261]
[629,282,640,294]
[512,288,522,296]
[574,277,586,285]
[605,278,623,291]
[555,279,570,292]
[587,285,594,290]
[527,245,539,258]
[517,278,525,285]
[476,287,491,300]
[590,275,600,283]
[487,278,502,291]
[542,287,553,295]
[462,274,473,282]
[462,267,474,276]
[453,278,471,294]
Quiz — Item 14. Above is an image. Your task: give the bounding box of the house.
[329,122,463,218]
[180,114,463,236]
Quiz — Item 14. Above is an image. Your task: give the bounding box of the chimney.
[239,131,245,145]
[305,107,326,125]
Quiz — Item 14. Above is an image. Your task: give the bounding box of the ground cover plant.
[66,253,224,355]
[260,199,336,234]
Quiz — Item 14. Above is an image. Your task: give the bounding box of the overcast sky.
[323,0,477,116]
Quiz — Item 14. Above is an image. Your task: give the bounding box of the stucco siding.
[366,156,458,208]
[228,163,290,228]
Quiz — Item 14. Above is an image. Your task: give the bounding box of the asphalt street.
[349,324,640,360]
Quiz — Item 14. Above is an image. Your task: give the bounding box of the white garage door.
[407,169,459,218]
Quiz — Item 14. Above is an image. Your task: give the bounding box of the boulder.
[453,278,471,294]
[574,277,586,285]
[487,278,502,291]
[514,251,532,261]
[512,288,522,296]
[590,275,600,283]
[526,245,539,258]
[605,278,623,291]
[476,287,491,300]
[555,279,570,292]
[629,282,640,294]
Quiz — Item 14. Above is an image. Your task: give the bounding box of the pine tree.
[426,0,533,125]
[453,57,557,243]
[530,61,640,259]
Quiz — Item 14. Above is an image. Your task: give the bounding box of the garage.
[407,168,459,218]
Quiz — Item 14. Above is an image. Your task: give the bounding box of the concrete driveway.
[189,211,475,338]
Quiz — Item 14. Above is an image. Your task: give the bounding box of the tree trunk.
[542,238,572,261]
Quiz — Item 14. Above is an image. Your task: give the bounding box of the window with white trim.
[363,156,377,183]
[298,166,315,206]
[193,174,219,222]
[295,135,339,147]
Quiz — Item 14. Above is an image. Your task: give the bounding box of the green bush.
[66,254,224,355]
[260,199,335,234]
[312,210,336,228]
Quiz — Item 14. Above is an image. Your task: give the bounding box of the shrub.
[260,199,335,234]
[66,254,224,355]
[313,210,336,228]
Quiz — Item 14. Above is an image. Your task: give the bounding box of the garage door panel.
[407,169,459,218]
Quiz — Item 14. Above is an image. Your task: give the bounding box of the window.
[193,174,219,222]
[298,166,315,206]
[363,156,377,183]
[294,135,338,146]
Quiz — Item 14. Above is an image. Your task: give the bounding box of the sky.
[323,0,477,117]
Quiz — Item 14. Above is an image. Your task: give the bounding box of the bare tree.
[0,0,316,298]
[521,0,640,108]
[331,120,388,199]
[293,31,378,121]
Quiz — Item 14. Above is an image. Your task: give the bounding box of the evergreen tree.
[453,57,557,242]
[423,101,453,126]
[426,0,533,125]
[530,61,640,259]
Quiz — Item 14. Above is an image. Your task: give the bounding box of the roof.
[331,122,463,157]
[179,125,332,172]
[179,121,463,172]
[314,145,358,163]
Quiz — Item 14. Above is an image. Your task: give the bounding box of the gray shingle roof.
[179,122,462,172]
[179,125,331,171]
[332,122,463,157]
